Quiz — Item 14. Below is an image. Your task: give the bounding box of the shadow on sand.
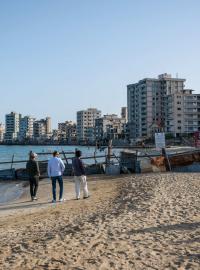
[0,201,52,211]
[130,222,200,234]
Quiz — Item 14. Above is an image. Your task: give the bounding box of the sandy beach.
[0,173,200,270]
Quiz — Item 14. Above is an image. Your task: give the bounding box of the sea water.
[0,145,119,170]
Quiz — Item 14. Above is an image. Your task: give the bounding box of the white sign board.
[155,132,166,149]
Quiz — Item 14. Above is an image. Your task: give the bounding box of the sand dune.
[0,173,200,269]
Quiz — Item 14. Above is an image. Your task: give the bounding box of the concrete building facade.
[95,114,126,141]
[46,117,52,134]
[18,116,35,141]
[166,89,200,136]
[33,117,52,141]
[121,107,128,123]
[127,73,200,140]
[4,112,21,142]
[58,121,77,143]
[0,123,5,142]
[127,74,186,140]
[77,108,101,143]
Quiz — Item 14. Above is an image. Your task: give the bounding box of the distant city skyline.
[0,0,200,128]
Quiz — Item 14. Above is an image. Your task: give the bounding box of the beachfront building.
[166,89,200,136]
[58,121,77,143]
[4,112,21,143]
[18,116,35,141]
[77,108,101,143]
[33,117,52,141]
[0,123,5,142]
[95,114,126,142]
[127,73,186,140]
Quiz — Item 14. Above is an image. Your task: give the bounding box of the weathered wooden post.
[162,147,171,171]
[62,150,68,165]
[10,154,15,170]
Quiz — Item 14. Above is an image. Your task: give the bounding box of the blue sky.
[0,0,200,128]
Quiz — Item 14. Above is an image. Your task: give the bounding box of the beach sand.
[0,173,200,270]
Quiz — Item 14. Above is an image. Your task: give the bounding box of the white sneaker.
[52,199,56,203]
[59,198,65,202]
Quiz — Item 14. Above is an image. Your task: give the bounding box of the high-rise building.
[0,123,5,142]
[127,74,185,140]
[127,73,200,140]
[4,112,21,142]
[77,108,101,143]
[166,89,200,136]
[18,116,35,141]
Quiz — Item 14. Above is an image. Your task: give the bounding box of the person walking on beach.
[72,150,89,200]
[26,152,40,201]
[48,151,65,203]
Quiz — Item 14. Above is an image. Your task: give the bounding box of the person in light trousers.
[72,150,89,200]
[48,151,65,203]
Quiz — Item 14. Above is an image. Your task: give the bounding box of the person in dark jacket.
[26,152,40,201]
[72,150,89,200]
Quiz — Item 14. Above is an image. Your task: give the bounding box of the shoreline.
[0,175,128,216]
[0,143,153,149]
[0,181,25,204]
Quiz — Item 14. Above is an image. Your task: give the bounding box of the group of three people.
[26,150,89,202]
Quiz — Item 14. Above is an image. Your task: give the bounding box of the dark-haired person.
[26,152,40,201]
[47,151,65,203]
[72,150,89,200]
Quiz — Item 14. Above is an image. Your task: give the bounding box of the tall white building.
[4,112,21,142]
[127,73,200,140]
[77,108,101,143]
[166,89,200,136]
[127,74,185,140]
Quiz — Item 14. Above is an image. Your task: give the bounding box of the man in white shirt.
[48,151,65,203]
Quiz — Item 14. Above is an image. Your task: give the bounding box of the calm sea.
[0,145,120,170]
